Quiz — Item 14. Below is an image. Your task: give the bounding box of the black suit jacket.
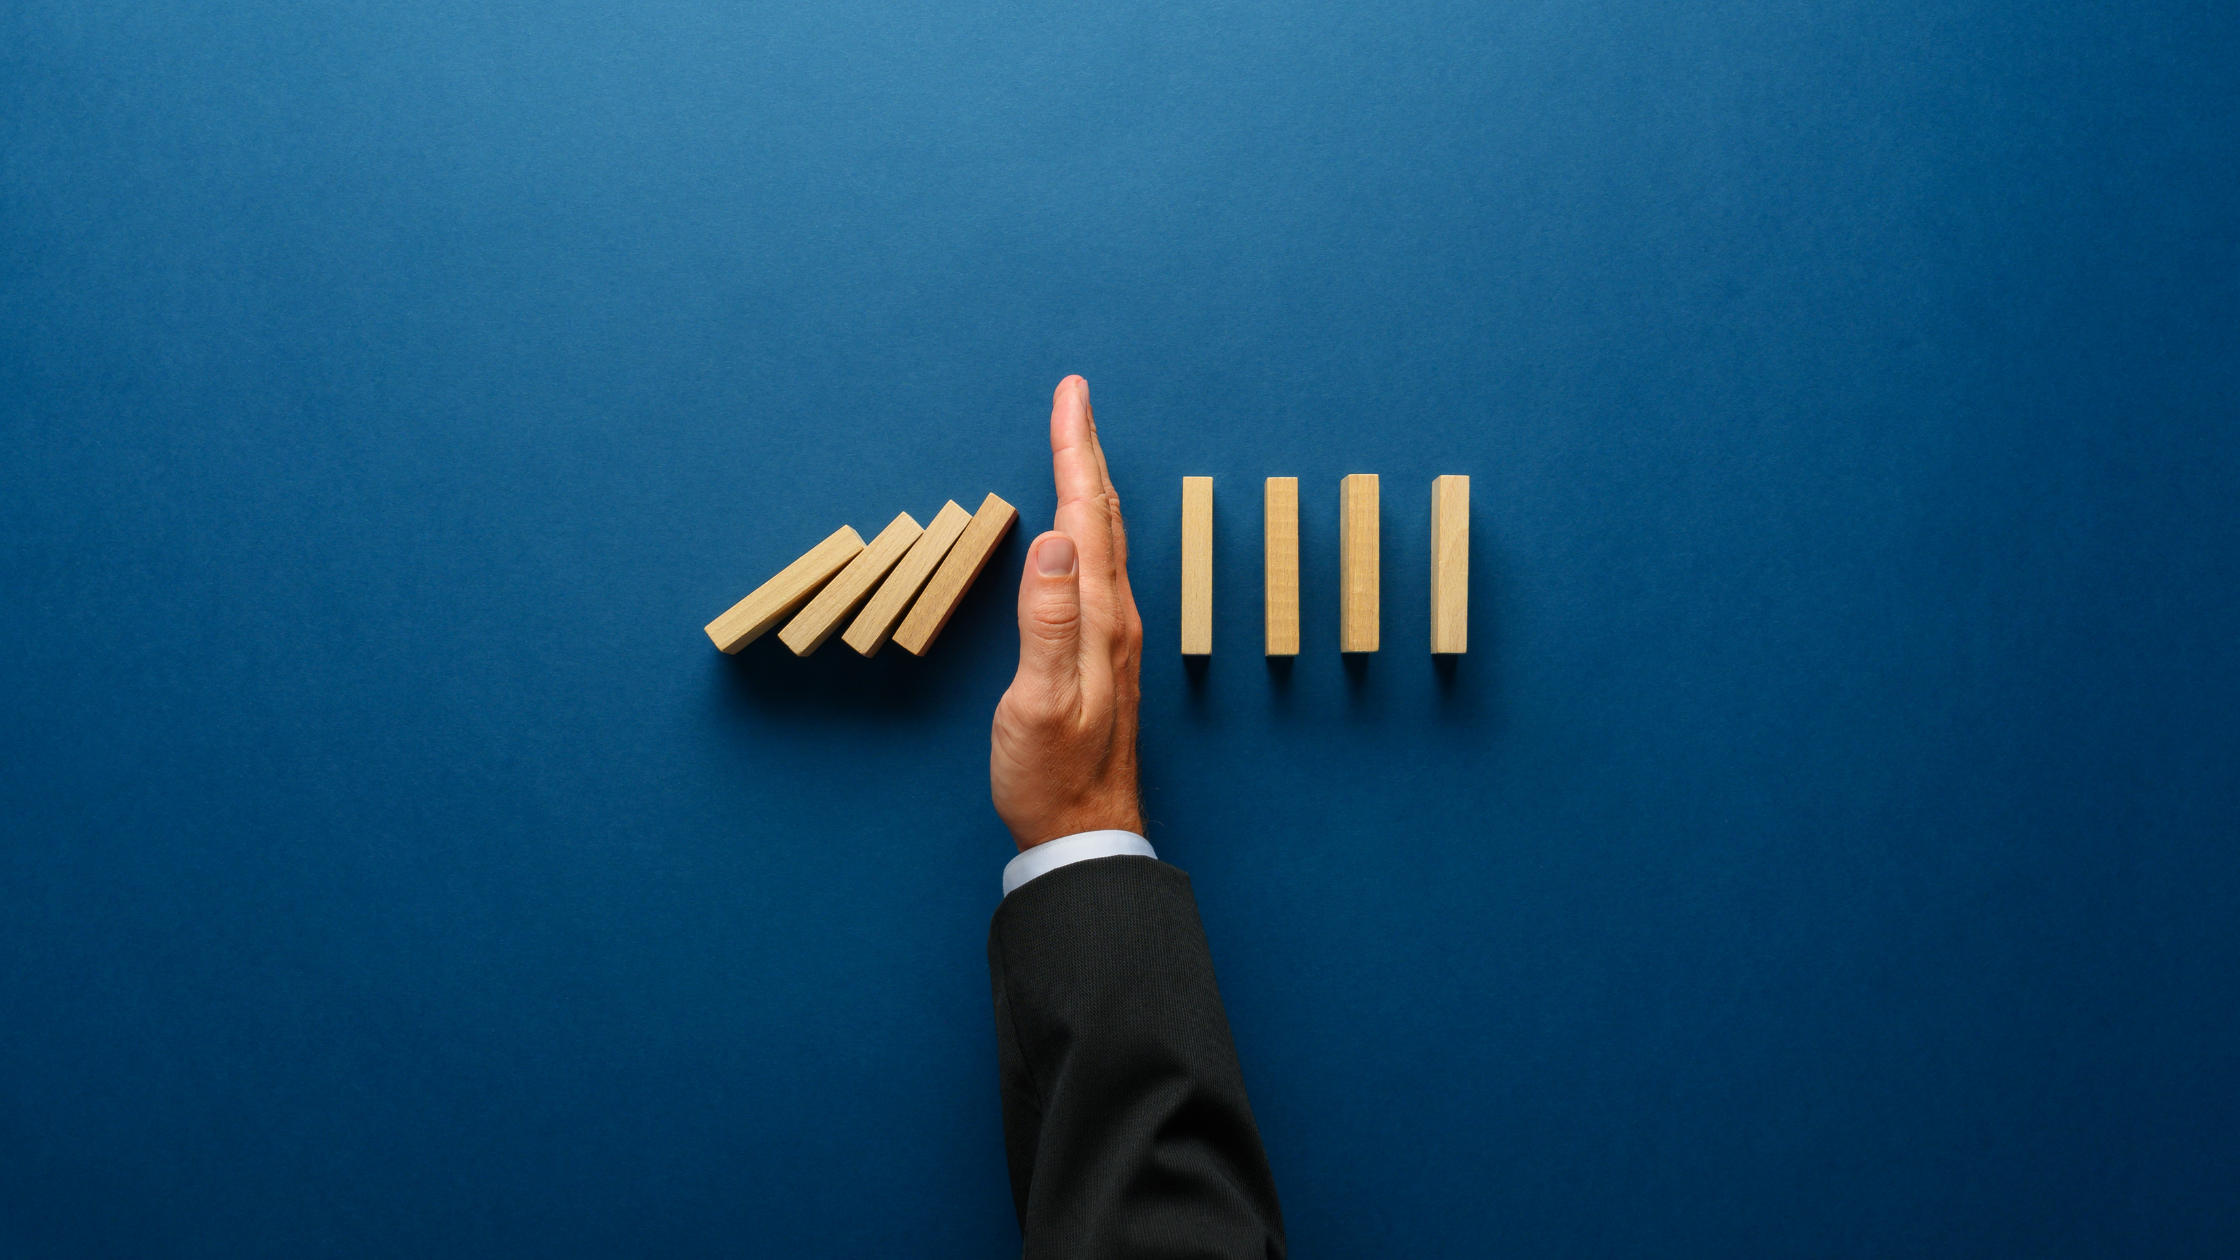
[987,856,1285,1259]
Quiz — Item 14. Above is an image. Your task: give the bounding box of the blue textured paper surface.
[5,0,2237,1254]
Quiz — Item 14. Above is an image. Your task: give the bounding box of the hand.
[991,376,1147,851]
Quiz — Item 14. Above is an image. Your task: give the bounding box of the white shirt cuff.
[1002,830,1156,897]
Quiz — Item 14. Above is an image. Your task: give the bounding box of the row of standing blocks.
[704,492,1019,658]
[1186,474,1469,655]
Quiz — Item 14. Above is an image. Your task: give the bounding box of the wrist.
[1008,802,1144,852]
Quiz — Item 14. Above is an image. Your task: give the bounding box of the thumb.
[1014,532,1082,708]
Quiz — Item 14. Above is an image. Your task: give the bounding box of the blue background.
[5,0,2237,1254]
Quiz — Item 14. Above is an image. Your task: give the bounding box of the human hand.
[990,376,1146,851]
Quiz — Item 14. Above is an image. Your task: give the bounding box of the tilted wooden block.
[1181,476,1213,655]
[1339,473,1379,652]
[778,511,924,656]
[1264,477,1299,656]
[843,500,974,657]
[890,492,1018,656]
[1431,475,1469,654]
[704,524,865,654]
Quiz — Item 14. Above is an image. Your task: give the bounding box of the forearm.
[988,856,1285,1260]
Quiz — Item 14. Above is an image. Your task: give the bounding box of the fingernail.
[1036,534,1076,576]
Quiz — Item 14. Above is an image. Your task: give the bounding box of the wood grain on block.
[842,499,973,657]
[1339,473,1380,652]
[1431,475,1469,654]
[1264,477,1299,655]
[890,492,1018,656]
[1181,476,1213,655]
[704,525,864,654]
[778,511,924,656]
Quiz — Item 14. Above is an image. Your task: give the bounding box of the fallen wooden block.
[1181,476,1213,655]
[704,524,865,654]
[1264,477,1299,656]
[891,492,1018,656]
[1340,473,1379,652]
[778,511,925,656]
[1431,475,1469,654]
[842,500,974,657]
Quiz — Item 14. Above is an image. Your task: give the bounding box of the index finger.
[1050,376,1116,590]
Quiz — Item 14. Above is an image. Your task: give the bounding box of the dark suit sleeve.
[987,855,1285,1260]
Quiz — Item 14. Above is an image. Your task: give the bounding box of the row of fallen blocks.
[708,473,1467,661]
[1186,474,1469,656]
[705,493,1019,657]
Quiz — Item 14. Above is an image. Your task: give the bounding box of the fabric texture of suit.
[987,855,1285,1259]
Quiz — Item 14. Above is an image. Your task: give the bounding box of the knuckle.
[1026,600,1079,634]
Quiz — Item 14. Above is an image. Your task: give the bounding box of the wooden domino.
[1264,477,1299,655]
[842,499,974,657]
[890,492,1018,656]
[704,524,865,654]
[778,511,924,656]
[1181,476,1213,655]
[1339,473,1379,652]
[1431,475,1468,654]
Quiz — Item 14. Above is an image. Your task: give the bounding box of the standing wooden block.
[1431,475,1469,654]
[1181,476,1213,655]
[842,499,974,657]
[1264,477,1299,656]
[890,492,1018,656]
[704,524,865,654]
[1339,473,1379,652]
[778,511,924,656]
